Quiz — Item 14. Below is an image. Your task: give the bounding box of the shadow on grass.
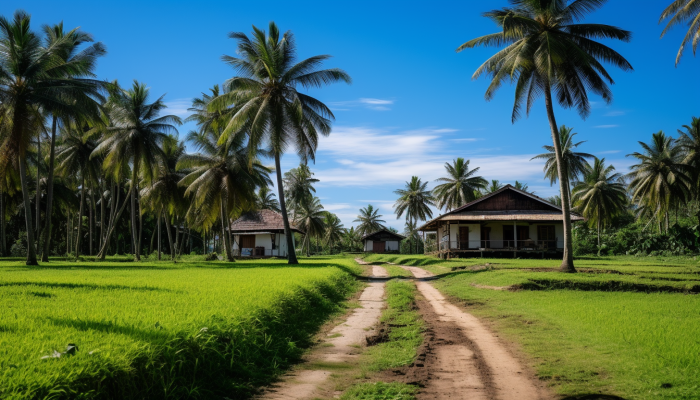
[0,281,175,292]
[47,317,171,343]
[561,395,626,400]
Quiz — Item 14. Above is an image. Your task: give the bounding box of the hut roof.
[230,210,304,234]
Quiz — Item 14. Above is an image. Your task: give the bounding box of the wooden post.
[447,222,451,259]
[513,221,517,259]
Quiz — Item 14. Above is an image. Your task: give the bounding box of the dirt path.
[258,265,388,400]
[399,266,549,400]
[355,257,390,278]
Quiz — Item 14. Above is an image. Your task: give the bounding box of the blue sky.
[11,0,699,230]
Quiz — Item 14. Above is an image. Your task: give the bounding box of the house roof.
[362,229,406,241]
[418,185,584,231]
[230,209,304,234]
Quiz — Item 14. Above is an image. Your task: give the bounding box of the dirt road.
[399,265,550,400]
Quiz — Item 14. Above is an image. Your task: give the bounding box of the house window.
[537,225,556,249]
[240,235,256,248]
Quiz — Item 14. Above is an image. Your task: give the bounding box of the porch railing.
[234,247,280,257]
[425,239,560,253]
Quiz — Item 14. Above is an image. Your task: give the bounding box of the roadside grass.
[0,256,359,399]
[365,254,700,399]
[338,280,422,400]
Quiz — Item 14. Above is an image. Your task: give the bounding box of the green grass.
[367,254,700,399]
[363,280,422,371]
[339,382,418,400]
[0,256,360,399]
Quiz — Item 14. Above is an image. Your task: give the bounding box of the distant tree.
[256,186,281,213]
[403,220,420,255]
[485,180,504,194]
[627,131,690,232]
[341,226,362,252]
[548,195,562,207]
[284,163,319,218]
[677,116,700,197]
[458,0,632,272]
[531,126,594,201]
[659,0,700,65]
[354,204,385,236]
[394,176,434,253]
[213,22,351,264]
[514,181,534,194]
[323,213,345,254]
[294,197,325,256]
[433,158,487,211]
[572,158,627,250]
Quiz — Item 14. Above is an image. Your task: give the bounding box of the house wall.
[364,240,400,252]
[447,223,481,248]
[233,233,289,257]
[438,222,564,249]
[364,240,373,252]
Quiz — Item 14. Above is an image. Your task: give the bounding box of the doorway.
[480,227,491,248]
[372,241,385,253]
[459,227,469,249]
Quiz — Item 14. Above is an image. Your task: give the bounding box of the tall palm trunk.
[0,189,5,256]
[157,212,162,260]
[137,189,143,259]
[89,189,94,256]
[96,186,132,260]
[220,199,234,261]
[66,209,71,255]
[41,117,58,262]
[75,177,86,257]
[36,130,41,242]
[163,211,175,260]
[99,179,105,249]
[275,153,298,264]
[130,168,140,261]
[19,157,38,265]
[544,81,576,273]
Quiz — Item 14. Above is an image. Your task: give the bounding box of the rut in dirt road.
[258,265,388,400]
[399,265,550,400]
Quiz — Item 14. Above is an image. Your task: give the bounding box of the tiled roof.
[230,209,304,234]
[362,229,406,241]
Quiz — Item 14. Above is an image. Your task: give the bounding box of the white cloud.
[318,126,445,159]
[597,150,621,154]
[604,110,625,117]
[328,98,395,111]
[594,125,619,129]
[322,203,354,212]
[164,99,191,118]
[359,98,393,105]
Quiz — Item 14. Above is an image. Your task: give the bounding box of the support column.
[513,221,517,259]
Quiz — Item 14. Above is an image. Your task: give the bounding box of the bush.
[10,238,26,257]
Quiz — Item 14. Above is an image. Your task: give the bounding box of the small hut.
[230,210,303,257]
[362,229,405,253]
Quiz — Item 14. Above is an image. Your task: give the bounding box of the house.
[417,184,584,258]
[362,229,405,253]
[230,209,303,257]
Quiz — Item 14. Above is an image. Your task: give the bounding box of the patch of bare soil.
[470,283,512,291]
[258,265,389,400]
[398,265,552,400]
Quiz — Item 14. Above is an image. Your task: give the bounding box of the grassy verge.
[365,254,700,399]
[0,257,359,399]
[339,280,423,399]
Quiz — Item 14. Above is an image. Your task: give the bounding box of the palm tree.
[531,126,594,201]
[514,181,534,194]
[55,123,101,256]
[485,180,504,194]
[40,22,106,262]
[394,176,434,253]
[323,213,345,254]
[341,226,362,252]
[627,131,691,232]
[548,195,562,207]
[284,163,319,217]
[433,158,487,211]
[140,136,187,260]
[354,204,385,236]
[256,186,281,213]
[403,219,420,255]
[93,81,181,261]
[0,11,103,264]
[294,197,325,256]
[677,116,700,197]
[659,0,700,65]
[459,0,633,272]
[572,158,627,249]
[178,129,271,261]
[213,22,351,264]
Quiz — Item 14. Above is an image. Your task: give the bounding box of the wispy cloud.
[318,126,447,159]
[597,150,621,154]
[604,110,625,117]
[452,138,483,142]
[164,99,191,118]
[594,125,619,129]
[329,98,395,111]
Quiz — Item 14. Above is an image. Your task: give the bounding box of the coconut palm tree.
[403,219,420,255]
[55,123,101,256]
[354,204,385,236]
[341,226,362,252]
[627,131,691,232]
[0,11,103,264]
[394,176,434,253]
[433,158,487,211]
[40,22,106,262]
[284,163,319,217]
[677,116,700,196]
[178,129,271,261]
[93,81,181,261]
[213,22,351,264]
[256,186,281,213]
[548,195,562,207]
[458,0,633,272]
[572,158,627,249]
[514,181,534,194]
[659,0,700,65]
[485,180,504,194]
[531,126,594,201]
[323,213,345,254]
[294,197,325,256]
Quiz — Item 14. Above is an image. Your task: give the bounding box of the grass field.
[363,253,700,400]
[0,256,361,399]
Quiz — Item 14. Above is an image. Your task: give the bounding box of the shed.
[362,229,405,253]
[230,210,303,257]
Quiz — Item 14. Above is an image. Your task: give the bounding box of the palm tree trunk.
[157,211,162,260]
[41,117,58,262]
[75,177,86,257]
[99,179,105,250]
[137,189,143,259]
[163,211,175,260]
[544,81,575,273]
[275,153,298,264]
[174,219,180,257]
[0,189,5,256]
[67,209,71,255]
[36,130,41,242]
[130,168,140,261]
[220,199,234,261]
[96,186,132,260]
[19,157,39,265]
[89,189,94,256]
